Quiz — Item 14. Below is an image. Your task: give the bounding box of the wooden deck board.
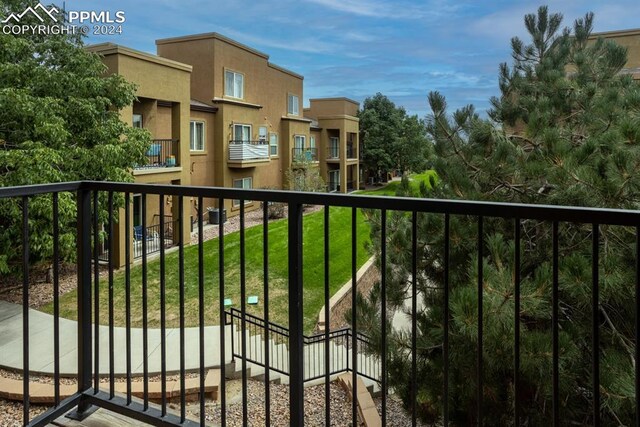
[49,408,150,426]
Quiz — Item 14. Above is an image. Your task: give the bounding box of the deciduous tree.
[0,0,150,273]
[359,93,429,181]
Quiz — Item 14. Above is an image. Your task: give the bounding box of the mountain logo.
[1,4,59,24]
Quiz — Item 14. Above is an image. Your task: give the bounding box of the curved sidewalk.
[0,300,232,376]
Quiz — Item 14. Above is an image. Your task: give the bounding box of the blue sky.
[62,0,640,117]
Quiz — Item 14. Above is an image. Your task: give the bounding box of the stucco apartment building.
[88,33,360,267]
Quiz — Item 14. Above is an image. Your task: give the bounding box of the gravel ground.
[187,379,429,427]
[0,399,50,427]
[0,376,429,427]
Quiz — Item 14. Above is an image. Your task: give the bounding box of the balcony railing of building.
[135,139,179,170]
[326,144,357,160]
[291,147,318,163]
[327,144,340,160]
[133,217,178,259]
[4,180,640,426]
[228,140,269,161]
[346,143,357,160]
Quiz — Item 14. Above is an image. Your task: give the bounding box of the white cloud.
[343,31,378,42]
[304,0,451,20]
[216,26,337,54]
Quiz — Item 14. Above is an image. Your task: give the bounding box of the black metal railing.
[346,143,357,159]
[291,147,318,163]
[136,139,179,169]
[3,180,640,426]
[327,145,339,159]
[225,308,380,382]
[97,230,109,263]
[133,219,178,259]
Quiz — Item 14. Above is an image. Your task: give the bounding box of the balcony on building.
[228,139,270,167]
[346,133,358,161]
[346,143,357,160]
[326,135,340,162]
[6,180,632,427]
[134,139,180,171]
[6,180,640,427]
[291,147,318,165]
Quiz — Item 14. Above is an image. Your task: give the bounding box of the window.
[233,124,251,143]
[329,137,339,158]
[310,136,316,150]
[258,126,268,144]
[269,133,278,156]
[190,121,205,151]
[288,94,299,115]
[225,70,244,99]
[329,170,340,192]
[132,114,143,129]
[233,177,253,207]
[294,135,305,150]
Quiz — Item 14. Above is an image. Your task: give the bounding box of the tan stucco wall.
[156,37,216,104]
[305,98,359,118]
[156,106,173,140]
[590,29,640,69]
[158,33,316,210]
[588,29,640,80]
[89,43,192,266]
[188,109,217,219]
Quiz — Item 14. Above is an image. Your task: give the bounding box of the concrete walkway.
[0,300,232,376]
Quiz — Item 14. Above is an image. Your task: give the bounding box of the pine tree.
[355,6,640,425]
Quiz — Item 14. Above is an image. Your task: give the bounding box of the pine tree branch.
[508,133,539,148]
[434,117,479,173]
[567,169,600,193]
[600,305,635,371]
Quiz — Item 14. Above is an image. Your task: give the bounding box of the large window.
[233,124,251,143]
[288,94,299,115]
[269,133,278,156]
[132,114,143,129]
[190,121,205,151]
[233,177,253,207]
[329,136,339,159]
[225,70,244,99]
[294,135,305,150]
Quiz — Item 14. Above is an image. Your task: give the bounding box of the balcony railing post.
[67,187,95,420]
[288,201,304,426]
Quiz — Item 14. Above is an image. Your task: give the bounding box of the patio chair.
[146,143,162,165]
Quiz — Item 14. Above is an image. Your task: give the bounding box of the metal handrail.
[4,179,640,426]
[225,308,379,383]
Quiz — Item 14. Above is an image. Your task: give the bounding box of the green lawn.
[358,170,438,196]
[44,207,371,333]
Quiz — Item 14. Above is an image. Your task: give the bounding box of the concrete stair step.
[230,328,382,393]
